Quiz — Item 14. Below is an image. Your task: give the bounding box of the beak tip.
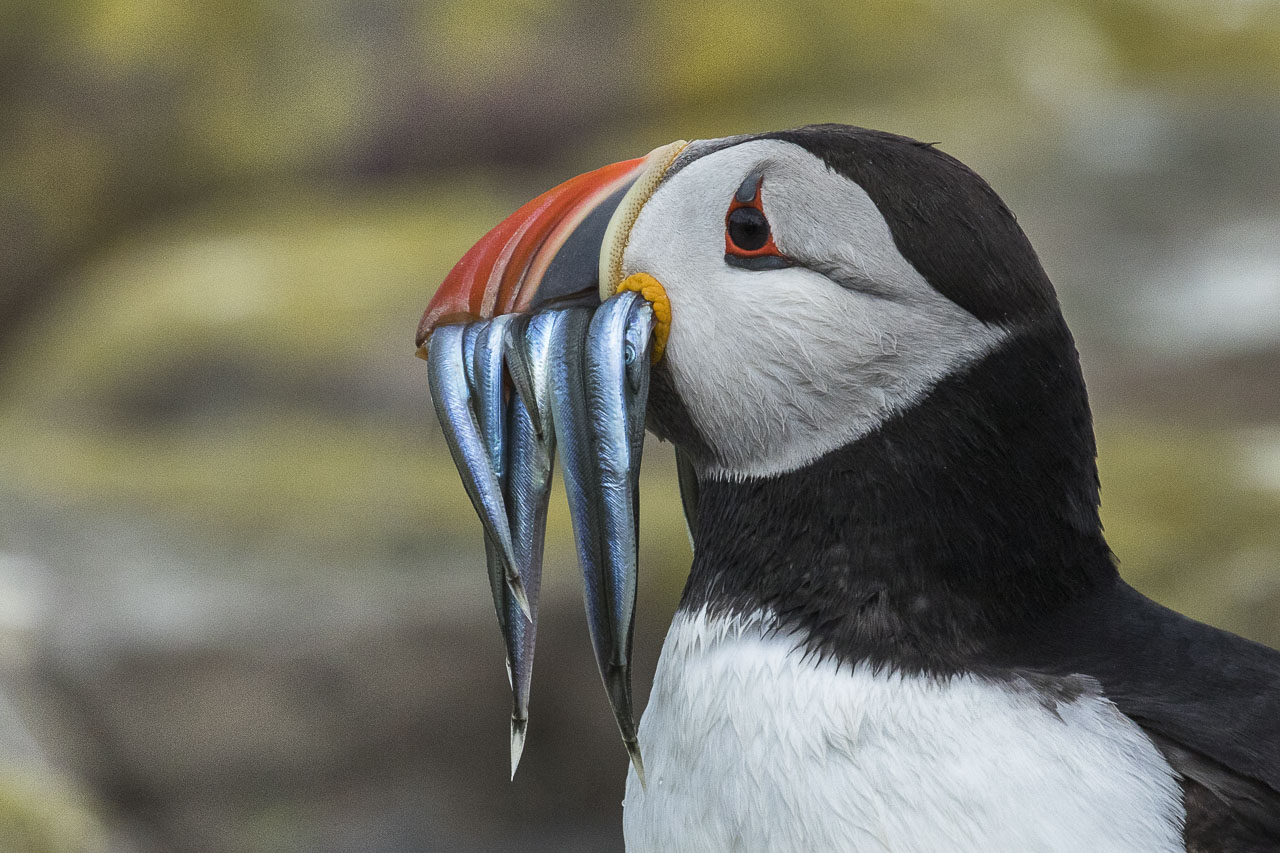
[415,312,434,351]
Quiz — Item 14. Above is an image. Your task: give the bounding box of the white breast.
[622,608,1184,853]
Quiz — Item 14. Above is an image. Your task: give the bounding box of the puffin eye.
[728,206,771,252]
[724,176,791,269]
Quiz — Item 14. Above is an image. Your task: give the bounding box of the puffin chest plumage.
[622,608,1184,853]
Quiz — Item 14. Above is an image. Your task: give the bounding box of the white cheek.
[623,140,1008,479]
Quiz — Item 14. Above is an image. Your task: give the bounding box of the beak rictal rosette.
[419,142,683,782]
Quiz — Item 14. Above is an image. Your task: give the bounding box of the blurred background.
[1,0,1278,849]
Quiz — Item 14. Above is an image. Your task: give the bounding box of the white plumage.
[622,608,1184,853]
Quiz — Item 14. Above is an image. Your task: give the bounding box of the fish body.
[583,294,654,780]
[427,323,531,622]
[501,312,561,776]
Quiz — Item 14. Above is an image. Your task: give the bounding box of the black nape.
[764,124,1061,327]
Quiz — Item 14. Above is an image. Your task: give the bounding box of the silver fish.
[472,316,517,481]
[545,306,648,778]
[622,297,654,534]
[500,311,560,777]
[426,323,531,620]
[514,307,565,448]
[462,322,483,403]
[430,297,655,783]
[473,316,524,634]
[468,320,510,650]
[503,315,542,438]
[583,292,653,785]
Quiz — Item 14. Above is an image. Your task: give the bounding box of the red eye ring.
[725,177,786,259]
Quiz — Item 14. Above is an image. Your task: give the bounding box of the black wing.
[985,577,1280,850]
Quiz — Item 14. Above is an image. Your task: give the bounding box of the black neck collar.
[678,319,1117,674]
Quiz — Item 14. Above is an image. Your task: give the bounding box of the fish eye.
[624,319,649,392]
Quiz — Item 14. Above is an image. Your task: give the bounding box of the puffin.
[416,124,1280,852]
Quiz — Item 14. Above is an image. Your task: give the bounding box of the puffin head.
[610,127,1068,478]
[418,124,1108,777]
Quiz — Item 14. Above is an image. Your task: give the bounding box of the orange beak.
[415,156,648,356]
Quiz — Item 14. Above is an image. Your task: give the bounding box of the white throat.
[622,608,1184,853]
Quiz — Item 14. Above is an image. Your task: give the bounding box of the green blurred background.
[1,1,1278,850]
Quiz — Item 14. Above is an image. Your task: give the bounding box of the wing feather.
[983,578,1280,848]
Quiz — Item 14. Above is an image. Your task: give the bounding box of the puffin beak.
[418,142,685,781]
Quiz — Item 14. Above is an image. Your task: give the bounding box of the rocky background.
[1,1,1279,850]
